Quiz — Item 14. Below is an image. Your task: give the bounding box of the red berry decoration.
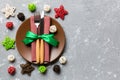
[8,66,16,75]
[54,5,68,20]
[6,22,13,29]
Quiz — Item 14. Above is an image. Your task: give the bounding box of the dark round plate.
[16,17,65,64]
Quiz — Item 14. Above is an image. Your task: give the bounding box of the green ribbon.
[22,31,59,47]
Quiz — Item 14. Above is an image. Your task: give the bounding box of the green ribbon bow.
[22,31,59,47]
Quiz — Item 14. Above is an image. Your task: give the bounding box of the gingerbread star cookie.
[1,4,16,18]
[54,5,68,20]
[20,63,35,76]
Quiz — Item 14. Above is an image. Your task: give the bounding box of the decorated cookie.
[20,63,35,76]
[1,4,16,18]
[8,66,16,75]
[6,22,13,29]
[28,3,36,12]
[44,4,51,12]
[49,25,57,33]
[2,36,15,50]
[17,13,25,21]
[53,65,61,73]
[8,54,15,62]
[59,56,67,64]
[38,65,47,73]
[54,5,68,20]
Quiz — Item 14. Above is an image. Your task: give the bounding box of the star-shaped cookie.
[54,5,68,20]
[20,62,35,76]
[1,4,16,18]
[2,36,15,50]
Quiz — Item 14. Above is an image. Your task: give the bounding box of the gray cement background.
[0,0,120,80]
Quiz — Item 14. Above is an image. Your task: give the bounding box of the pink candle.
[44,16,50,63]
[30,16,37,62]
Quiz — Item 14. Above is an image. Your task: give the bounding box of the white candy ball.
[49,25,57,33]
[59,56,67,64]
[44,5,51,12]
[7,54,15,62]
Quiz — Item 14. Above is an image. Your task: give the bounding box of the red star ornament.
[54,5,68,20]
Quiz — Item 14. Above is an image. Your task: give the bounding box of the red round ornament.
[8,66,16,75]
[6,22,13,29]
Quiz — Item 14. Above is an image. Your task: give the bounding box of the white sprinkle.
[34,0,39,4]
[100,58,105,63]
[101,71,104,74]
[113,74,117,78]
[91,66,94,69]
[95,73,100,78]
[84,76,88,79]
[84,38,89,43]
[0,63,5,68]
[0,17,3,23]
[96,20,102,26]
[6,29,8,32]
[91,66,98,71]
[107,71,112,75]
[97,56,101,59]
[98,22,101,26]
[102,38,110,46]
[94,68,98,71]
[15,78,20,80]
[22,4,25,7]
[16,64,21,69]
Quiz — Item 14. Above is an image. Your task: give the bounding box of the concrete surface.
[0,0,120,80]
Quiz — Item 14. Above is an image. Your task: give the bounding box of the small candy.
[17,13,25,21]
[49,25,57,33]
[28,3,36,12]
[8,66,16,75]
[38,65,47,73]
[44,4,51,12]
[6,22,13,29]
[53,65,61,73]
[8,54,15,62]
[59,56,67,64]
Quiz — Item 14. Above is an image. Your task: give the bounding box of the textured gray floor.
[0,0,120,80]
